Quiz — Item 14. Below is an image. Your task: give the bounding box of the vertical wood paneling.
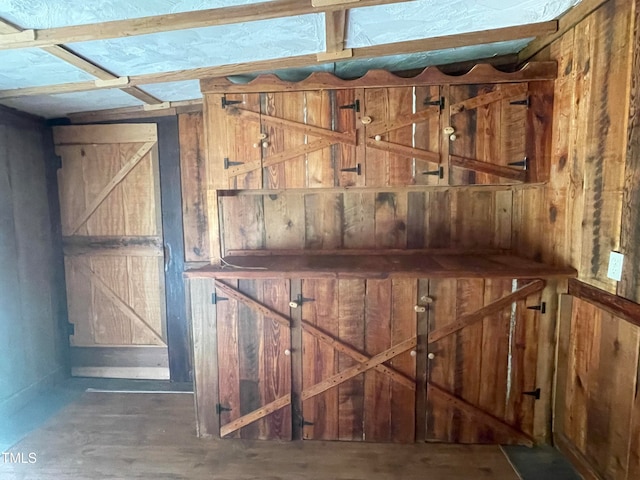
[179,112,209,262]
[263,193,305,249]
[427,279,458,442]
[230,93,262,190]
[342,192,375,248]
[374,191,407,248]
[261,279,292,440]
[363,279,392,442]
[414,86,442,185]
[216,279,241,438]
[305,90,334,188]
[337,279,365,441]
[304,193,343,249]
[387,87,415,186]
[390,278,417,443]
[364,88,389,187]
[301,279,339,440]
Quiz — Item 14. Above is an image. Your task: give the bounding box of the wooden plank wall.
[218,189,515,253]
[514,0,635,296]
[555,294,640,480]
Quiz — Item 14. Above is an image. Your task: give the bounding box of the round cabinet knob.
[262,141,270,148]
[374,134,382,142]
[253,143,260,148]
[361,116,372,125]
[284,349,291,356]
[414,305,426,313]
[410,350,417,357]
[449,134,457,141]
[289,301,300,309]
[427,352,435,360]
[443,126,455,135]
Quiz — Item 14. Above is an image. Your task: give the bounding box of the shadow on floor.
[0,377,192,451]
[502,445,581,480]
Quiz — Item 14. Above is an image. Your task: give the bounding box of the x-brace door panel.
[301,278,418,443]
[449,83,530,185]
[426,278,545,445]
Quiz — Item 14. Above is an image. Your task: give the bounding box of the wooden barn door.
[54,124,168,380]
[425,278,545,445]
[300,278,418,443]
[448,83,529,185]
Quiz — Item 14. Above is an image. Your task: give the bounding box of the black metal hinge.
[216,404,232,414]
[339,99,360,112]
[510,96,531,107]
[224,157,244,169]
[211,292,229,305]
[221,96,242,109]
[421,166,444,179]
[300,418,314,428]
[523,388,541,400]
[290,293,315,308]
[527,302,546,314]
[341,163,362,175]
[424,96,445,110]
[508,157,528,170]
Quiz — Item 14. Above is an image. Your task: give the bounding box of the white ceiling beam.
[0,20,557,100]
[0,0,415,51]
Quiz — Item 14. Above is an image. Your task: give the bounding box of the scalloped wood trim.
[200,61,557,94]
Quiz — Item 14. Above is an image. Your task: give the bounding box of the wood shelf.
[185,254,577,280]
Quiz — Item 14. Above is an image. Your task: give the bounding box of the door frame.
[49,116,191,383]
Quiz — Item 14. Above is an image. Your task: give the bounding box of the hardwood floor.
[1,392,518,479]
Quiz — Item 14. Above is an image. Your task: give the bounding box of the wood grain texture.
[179,112,209,262]
[1,392,521,479]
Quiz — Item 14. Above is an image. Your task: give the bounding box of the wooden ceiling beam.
[0,0,414,51]
[0,17,163,105]
[317,9,352,61]
[0,20,557,100]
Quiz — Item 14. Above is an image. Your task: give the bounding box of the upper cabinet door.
[363,86,443,187]
[448,83,530,185]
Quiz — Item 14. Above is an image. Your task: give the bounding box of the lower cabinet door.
[300,278,418,443]
[216,279,292,440]
[425,278,544,445]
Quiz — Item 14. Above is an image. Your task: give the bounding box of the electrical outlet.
[607,251,624,281]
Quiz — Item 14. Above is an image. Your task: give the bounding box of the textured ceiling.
[0,0,580,118]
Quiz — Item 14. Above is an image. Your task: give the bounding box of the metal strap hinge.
[340,163,362,175]
[224,157,244,169]
[421,166,444,178]
[508,157,528,170]
[424,96,445,110]
[216,404,232,414]
[221,97,242,109]
[527,302,546,314]
[523,388,541,400]
[211,292,229,305]
[339,99,360,112]
[300,418,314,427]
[510,96,531,107]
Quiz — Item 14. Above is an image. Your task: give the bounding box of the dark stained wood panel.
[178,112,209,262]
[186,254,577,279]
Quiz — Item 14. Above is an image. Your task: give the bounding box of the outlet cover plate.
[607,251,624,281]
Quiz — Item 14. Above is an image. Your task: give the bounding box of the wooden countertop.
[184,254,578,279]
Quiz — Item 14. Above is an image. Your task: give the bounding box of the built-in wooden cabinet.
[201,65,554,190]
[187,253,576,444]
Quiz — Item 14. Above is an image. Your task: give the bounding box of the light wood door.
[54,124,168,380]
[300,278,418,443]
[448,83,529,185]
[425,278,544,445]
